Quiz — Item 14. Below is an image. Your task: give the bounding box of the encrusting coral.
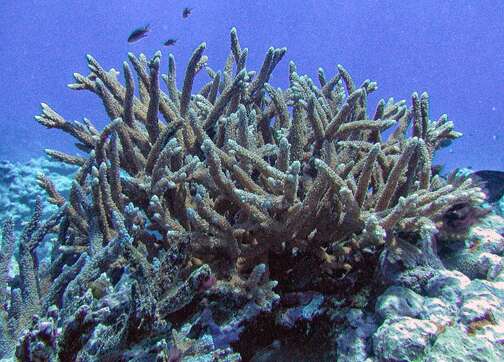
[0,28,486,360]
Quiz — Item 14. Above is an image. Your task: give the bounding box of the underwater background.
[1,0,503,170]
[2,1,504,361]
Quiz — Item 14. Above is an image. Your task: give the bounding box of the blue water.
[1,0,503,171]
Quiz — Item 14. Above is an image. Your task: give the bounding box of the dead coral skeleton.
[0,27,485,360]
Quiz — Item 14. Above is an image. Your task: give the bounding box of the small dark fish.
[470,170,504,203]
[439,138,453,148]
[182,7,192,18]
[128,24,150,43]
[431,164,444,176]
[163,38,177,47]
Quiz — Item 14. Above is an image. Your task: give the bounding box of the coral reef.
[0,157,76,235]
[0,28,496,360]
[1,199,64,359]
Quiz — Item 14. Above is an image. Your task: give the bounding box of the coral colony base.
[2,28,502,361]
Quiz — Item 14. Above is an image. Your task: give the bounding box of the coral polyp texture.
[0,28,490,361]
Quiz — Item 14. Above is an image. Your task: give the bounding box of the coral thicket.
[0,28,485,361]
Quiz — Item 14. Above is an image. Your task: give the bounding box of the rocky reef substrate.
[1,156,503,361]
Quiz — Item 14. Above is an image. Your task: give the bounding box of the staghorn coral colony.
[0,28,493,361]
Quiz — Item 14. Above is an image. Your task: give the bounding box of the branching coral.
[0,27,485,360]
[0,198,64,358]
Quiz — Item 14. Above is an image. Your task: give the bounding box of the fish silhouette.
[128,24,150,43]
